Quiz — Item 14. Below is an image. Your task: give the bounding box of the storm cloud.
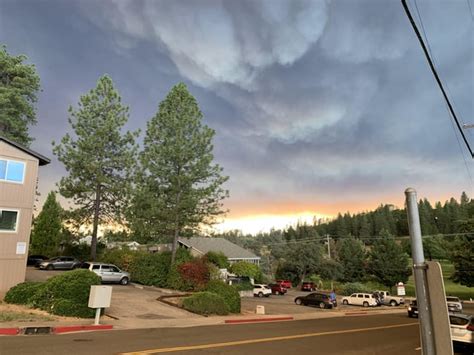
[0,0,472,227]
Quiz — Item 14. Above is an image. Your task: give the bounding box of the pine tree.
[0,45,40,146]
[53,75,139,260]
[368,230,411,289]
[129,83,228,263]
[30,192,63,256]
[337,237,367,282]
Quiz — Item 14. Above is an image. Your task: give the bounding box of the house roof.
[178,237,260,260]
[0,136,50,166]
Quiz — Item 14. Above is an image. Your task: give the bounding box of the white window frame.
[0,158,26,184]
[0,208,20,233]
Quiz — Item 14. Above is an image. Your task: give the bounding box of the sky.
[1,0,473,234]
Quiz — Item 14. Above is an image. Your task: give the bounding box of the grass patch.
[0,311,54,323]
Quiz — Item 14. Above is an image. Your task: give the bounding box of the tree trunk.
[90,184,101,261]
[170,191,182,264]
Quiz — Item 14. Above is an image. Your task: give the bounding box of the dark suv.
[295,292,334,309]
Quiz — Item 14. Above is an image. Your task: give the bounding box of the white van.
[341,293,378,307]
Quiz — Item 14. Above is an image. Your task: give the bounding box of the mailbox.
[88,285,112,309]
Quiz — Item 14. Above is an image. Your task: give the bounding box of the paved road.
[1,313,423,355]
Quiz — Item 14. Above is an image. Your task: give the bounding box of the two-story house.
[0,136,50,294]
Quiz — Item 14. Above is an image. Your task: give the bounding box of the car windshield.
[446,297,459,302]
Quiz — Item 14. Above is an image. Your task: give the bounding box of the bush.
[231,281,254,292]
[229,261,260,280]
[100,248,141,272]
[205,251,229,269]
[4,282,44,305]
[178,259,210,291]
[341,282,371,296]
[182,292,229,316]
[205,280,240,313]
[129,252,172,287]
[34,269,101,317]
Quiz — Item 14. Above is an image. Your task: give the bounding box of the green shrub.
[205,251,229,269]
[4,282,44,305]
[341,282,371,296]
[101,248,141,272]
[51,299,95,318]
[231,281,254,292]
[130,252,172,287]
[35,269,101,317]
[182,292,229,316]
[205,280,240,313]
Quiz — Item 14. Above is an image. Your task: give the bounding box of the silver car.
[81,262,130,285]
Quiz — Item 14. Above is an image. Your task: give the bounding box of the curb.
[344,312,368,316]
[0,324,113,336]
[225,316,294,324]
[0,328,19,336]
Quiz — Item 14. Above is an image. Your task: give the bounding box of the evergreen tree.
[130,83,228,263]
[0,45,40,146]
[368,230,411,289]
[30,192,63,256]
[337,237,367,282]
[451,231,474,287]
[53,75,139,260]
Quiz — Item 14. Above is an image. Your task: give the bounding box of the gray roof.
[178,237,260,260]
[0,136,50,166]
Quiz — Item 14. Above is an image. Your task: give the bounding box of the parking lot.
[241,289,407,315]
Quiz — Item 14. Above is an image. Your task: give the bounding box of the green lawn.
[404,260,474,300]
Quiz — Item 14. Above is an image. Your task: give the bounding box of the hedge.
[182,292,229,316]
[341,282,371,296]
[4,282,45,305]
[205,280,240,314]
[6,269,101,318]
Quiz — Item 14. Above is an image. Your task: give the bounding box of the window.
[365,295,370,298]
[0,159,25,183]
[0,210,19,232]
[357,294,363,298]
[92,265,100,270]
[110,266,120,272]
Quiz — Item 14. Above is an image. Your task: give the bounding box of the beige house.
[0,136,50,294]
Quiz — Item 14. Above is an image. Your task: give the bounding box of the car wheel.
[295,299,302,305]
[319,302,326,309]
[258,292,264,298]
[343,300,348,305]
[46,265,54,270]
[390,300,397,307]
[363,302,369,307]
[120,277,129,285]
[408,313,413,318]
[275,291,280,295]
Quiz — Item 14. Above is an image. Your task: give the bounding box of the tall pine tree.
[53,75,138,260]
[129,83,228,263]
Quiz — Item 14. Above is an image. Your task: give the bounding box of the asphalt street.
[0,313,422,355]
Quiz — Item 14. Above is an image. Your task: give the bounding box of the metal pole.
[94,308,101,325]
[405,188,435,355]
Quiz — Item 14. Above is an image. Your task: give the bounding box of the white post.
[94,308,101,325]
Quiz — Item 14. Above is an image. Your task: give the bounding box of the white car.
[446,296,463,313]
[449,313,473,348]
[253,284,272,298]
[80,262,130,285]
[341,293,378,307]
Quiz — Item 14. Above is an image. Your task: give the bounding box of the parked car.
[269,283,287,295]
[447,296,463,313]
[450,313,473,350]
[294,292,334,309]
[375,290,405,306]
[407,300,418,318]
[27,255,48,266]
[408,298,463,318]
[81,262,130,285]
[276,280,292,289]
[38,256,81,270]
[253,284,272,297]
[341,293,378,307]
[301,281,316,292]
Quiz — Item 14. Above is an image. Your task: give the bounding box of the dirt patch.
[0,302,82,324]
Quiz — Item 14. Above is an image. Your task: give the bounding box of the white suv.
[342,293,378,307]
[81,262,130,285]
[253,284,272,298]
[447,296,463,313]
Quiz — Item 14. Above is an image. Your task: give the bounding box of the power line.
[401,0,474,158]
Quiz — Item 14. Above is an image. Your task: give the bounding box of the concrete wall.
[0,141,39,294]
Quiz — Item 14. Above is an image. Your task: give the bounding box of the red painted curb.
[0,328,20,336]
[344,312,368,316]
[225,316,293,324]
[53,324,113,334]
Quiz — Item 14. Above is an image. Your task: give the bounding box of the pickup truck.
[375,290,405,306]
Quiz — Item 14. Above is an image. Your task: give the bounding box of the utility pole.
[405,188,435,355]
[326,234,331,259]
